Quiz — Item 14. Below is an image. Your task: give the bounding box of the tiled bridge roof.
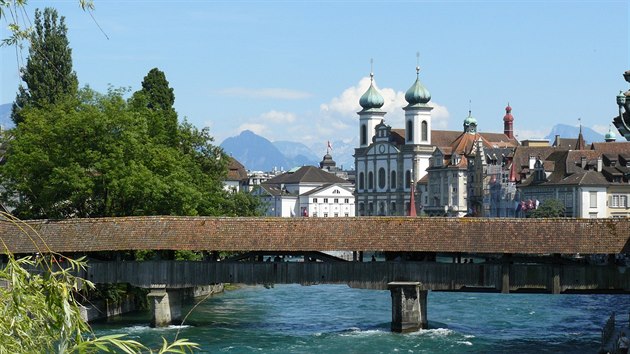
[1,216,628,255]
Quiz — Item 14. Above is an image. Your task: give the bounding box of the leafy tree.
[0,86,262,219]
[11,7,79,125]
[134,68,178,146]
[528,199,566,218]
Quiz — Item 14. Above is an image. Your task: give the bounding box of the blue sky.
[1,0,629,153]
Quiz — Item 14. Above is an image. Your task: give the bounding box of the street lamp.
[614,70,630,139]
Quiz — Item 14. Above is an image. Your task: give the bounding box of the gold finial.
[416,52,420,77]
[370,58,374,82]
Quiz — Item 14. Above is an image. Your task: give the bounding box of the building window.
[333,189,340,194]
[359,172,365,190]
[344,198,349,203]
[368,172,374,190]
[378,168,386,189]
[589,212,597,219]
[359,203,365,216]
[324,198,329,203]
[312,212,318,217]
[407,120,413,142]
[391,202,396,212]
[334,198,339,204]
[313,198,317,203]
[589,192,597,208]
[421,121,428,141]
[361,124,367,145]
[391,170,396,189]
[368,202,374,215]
[405,170,411,189]
[344,213,349,217]
[334,213,339,217]
[611,194,628,208]
[324,213,328,217]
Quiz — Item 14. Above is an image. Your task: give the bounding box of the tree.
[134,68,178,147]
[11,7,79,125]
[528,199,566,218]
[0,86,262,219]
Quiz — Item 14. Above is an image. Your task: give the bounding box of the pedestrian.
[619,331,629,354]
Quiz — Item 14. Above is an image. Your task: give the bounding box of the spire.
[503,103,514,139]
[576,118,585,150]
[404,53,431,106]
[359,59,385,111]
[605,124,617,142]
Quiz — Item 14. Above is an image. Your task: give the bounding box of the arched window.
[421,121,428,141]
[406,120,413,142]
[359,172,365,190]
[405,170,411,189]
[361,124,367,145]
[368,171,374,190]
[378,168,386,189]
[390,170,397,189]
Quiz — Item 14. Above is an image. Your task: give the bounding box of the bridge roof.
[1,217,629,255]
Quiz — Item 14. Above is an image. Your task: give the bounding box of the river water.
[93,284,629,353]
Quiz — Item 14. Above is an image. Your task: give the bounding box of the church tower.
[358,72,386,147]
[403,65,432,145]
[503,104,514,139]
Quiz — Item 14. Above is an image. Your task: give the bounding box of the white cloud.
[260,110,296,123]
[319,76,450,130]
[217,87,312,100]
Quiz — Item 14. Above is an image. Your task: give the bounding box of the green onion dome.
[359,73,385,110]
[405,67,431,105]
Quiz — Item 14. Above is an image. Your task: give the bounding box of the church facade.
[354,68,519,216]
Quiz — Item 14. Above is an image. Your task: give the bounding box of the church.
[354,67,519,216]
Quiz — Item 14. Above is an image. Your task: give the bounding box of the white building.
[254,165,355,217]
[354,67,518,216]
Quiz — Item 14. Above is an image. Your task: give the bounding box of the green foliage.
[174,250,203,261]
[134,68,178,147]
[12,7,79,125]
[0,86,263,219]
[0,214,198,353]
[528,199,566,218]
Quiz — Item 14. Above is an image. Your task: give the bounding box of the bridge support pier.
[148,286,182,327]
[388,282,427,333]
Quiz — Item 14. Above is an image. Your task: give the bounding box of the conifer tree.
[11,8,78,125]
[136,68,178,146]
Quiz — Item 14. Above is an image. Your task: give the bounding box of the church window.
[391,202,396,212]
[334,198,339,204]
[391,170,396,189]
[344,198,349,203]
[405,170,411,189]
[407,120,413,142]
[361,124,367,145]
[324,198,329,203]
[421,121,428,141]
[378,168,386,189]
[359,203,365,216]
[368,202,374,215]
[368,172,374,190]
[359,172,365,190]
[313,198,317,203]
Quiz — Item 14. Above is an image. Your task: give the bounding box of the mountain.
[544,124,604,144]
[0,103,13,130]
[220,130,292,172]
[273,141,319,166]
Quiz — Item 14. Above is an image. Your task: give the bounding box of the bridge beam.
[148,286,183,327]
[388,282,428,332]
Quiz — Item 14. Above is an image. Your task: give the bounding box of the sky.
[1,0,629,154]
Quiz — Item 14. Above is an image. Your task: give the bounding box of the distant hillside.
[220,130,294,172]
[544,124,604,144]
[0,103,13,130]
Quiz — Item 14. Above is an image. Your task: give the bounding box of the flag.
[327,140,333,151]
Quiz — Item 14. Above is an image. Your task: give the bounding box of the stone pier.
[388,281,428,332]
[148,285,182,327]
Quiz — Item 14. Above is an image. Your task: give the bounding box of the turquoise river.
[93,284,629,353]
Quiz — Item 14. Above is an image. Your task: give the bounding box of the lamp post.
[615,70,630,139]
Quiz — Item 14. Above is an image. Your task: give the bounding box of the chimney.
[597,156,602,172]
[580,156,587,169]
[529,155,536,169]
